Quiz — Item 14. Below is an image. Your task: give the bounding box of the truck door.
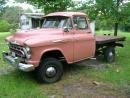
[73,16,95,62]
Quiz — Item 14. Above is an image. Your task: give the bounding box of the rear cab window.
[73,16,88,30]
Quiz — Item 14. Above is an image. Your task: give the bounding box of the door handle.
[53,40,66,43]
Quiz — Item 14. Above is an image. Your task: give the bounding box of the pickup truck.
[2,12,125,83]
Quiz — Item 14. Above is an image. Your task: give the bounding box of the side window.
[67,18,73,29]
[73,16,88,30]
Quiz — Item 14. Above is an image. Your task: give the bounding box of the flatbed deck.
[95,35,126,45]
[95,35,126,58]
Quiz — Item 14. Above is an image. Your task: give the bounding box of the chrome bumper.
[2,52,34,72]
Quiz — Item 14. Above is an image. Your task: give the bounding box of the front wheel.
[104,47,115,63]
[36,58,63,83]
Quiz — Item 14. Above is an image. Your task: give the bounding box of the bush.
[123,17,130,32]
[10,23,19,30]
[0,20,10,32]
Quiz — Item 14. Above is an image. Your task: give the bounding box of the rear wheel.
[36,58,63,83]
[104,47,115,63]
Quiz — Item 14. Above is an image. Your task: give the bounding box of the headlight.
[25,46,30,52]
[24,45,31,59]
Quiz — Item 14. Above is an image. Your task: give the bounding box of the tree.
[1,6,24,30]
[76,0,130,35]
[120,2,130,32]
[73,0,97,21]
[25,0,73,14]
[2,6,23,24]
[0,5,33,31]
[95,0,130,35]
[0,0,5,16]
[95,0,123,36]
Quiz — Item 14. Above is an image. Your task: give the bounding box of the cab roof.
[46,12,86,17]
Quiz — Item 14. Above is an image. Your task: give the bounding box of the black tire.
[36,58,63,83]
[104,47,115,63]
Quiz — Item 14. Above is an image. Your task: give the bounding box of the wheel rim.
[108,52,114,62]
[46,66,56,78]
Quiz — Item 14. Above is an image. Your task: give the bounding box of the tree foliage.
[95,0,121,35]
[0,0,5,16]
[0,5,33,31]
[73,0,97,21]
[2,6,23,24]
[121,2,130,32]
[75,0,130,35]
[96,0,130,35]
[1,6,25,31]
[25,0,73,14]
[1,6,33,24]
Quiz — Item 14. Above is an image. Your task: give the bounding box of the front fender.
[39,48,66,61]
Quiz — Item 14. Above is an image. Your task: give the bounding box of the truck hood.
[6,28,64,46]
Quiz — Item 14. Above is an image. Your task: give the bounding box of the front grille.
[9,43,25,58]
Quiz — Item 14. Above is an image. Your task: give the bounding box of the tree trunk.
[114,23,118,36]
[114,0,121,36]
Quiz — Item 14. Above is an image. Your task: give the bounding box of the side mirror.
[63,27,69,32]
[36,27,40,29]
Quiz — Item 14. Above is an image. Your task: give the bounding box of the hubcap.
[108,52,114,61]
[46,67,56,77]
[109,52,113,57]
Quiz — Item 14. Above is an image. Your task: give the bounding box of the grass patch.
[0,72,47,98]
[0,32,11,68]
[84,30,130,86]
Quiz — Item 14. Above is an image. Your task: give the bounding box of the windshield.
[42,16,70,28]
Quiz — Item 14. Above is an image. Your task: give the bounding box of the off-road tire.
[104,47,115,63]
[36,58,63,83]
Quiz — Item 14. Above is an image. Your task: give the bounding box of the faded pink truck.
[3,12,125,83]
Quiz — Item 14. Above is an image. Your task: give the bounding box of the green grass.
[0,73,47,98]
[0,32,11,68]
[0,32,48,98]
[86,30,130,86]
[0,31,130,97]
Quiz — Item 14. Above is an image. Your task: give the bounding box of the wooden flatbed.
[95,35,126,45]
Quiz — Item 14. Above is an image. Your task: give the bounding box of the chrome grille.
[9,43,25,58]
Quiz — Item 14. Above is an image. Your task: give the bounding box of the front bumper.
[2,52,34,72]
